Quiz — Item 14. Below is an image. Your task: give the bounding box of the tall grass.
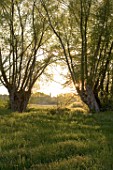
[0,105,113,169]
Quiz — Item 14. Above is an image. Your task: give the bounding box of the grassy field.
[0,104,113,170]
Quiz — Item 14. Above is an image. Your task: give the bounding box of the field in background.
[0,104,113,169]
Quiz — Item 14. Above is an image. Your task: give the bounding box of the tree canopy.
[40,0,113,112]
[0,0,52,112]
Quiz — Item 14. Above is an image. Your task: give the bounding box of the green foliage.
[0,0,52,112]
[57,93,78,107]
[40,0,113,112]
[29,92,57,105]
[101,98,113,111]
[0,95,9,108]
[0,105,113,169]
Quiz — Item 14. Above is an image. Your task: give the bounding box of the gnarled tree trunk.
[9,90,31,112]
[78,85,100,112]
[85,85,100,112]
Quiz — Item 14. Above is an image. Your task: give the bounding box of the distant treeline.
[0,92,78,106]
[29,92,57,105]
[0,95,9,101]
[0,93,55,105]
[29,92,78,106]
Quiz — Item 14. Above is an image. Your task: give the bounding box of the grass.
[0,104,113,170]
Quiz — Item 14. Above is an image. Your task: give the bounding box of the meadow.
[0,103,113,170]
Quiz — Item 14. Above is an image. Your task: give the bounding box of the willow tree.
[69,0,113,111]
[0,0,51,112]
[41,0,113,112]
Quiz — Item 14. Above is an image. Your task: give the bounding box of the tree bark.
[9,90,31,112]
[79,85,100,112]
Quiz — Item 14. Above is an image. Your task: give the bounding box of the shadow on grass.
[78,111,113,169]
[0,106,113,170]
[0,106,13,116]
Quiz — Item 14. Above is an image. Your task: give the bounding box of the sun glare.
[35,65,75,97]
[38,81,74,97]
[0,65,75,97]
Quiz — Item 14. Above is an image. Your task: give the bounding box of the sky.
[37,78,74,97]
[33,64,75,96]
[0,65,75,96]
[0,86,8,95]
[0,82,74,96]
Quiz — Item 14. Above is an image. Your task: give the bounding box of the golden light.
[34,65,75,97]
[0,65,75,96]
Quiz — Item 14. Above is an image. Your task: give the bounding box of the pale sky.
[0,65,75,96]
[37,79,74,97]
[33,64,75,96]
[0,86,8,95]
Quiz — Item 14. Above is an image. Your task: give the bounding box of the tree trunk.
[86,85,100,112]
[79,85,100,112]
[9,90,31,112]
